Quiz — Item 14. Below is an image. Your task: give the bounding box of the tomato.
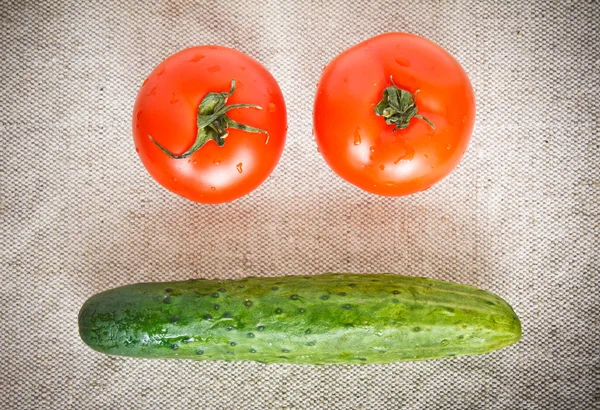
[133,46,287,203]
[313,32,475,196]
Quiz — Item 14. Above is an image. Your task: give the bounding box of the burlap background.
[1,0,598,408]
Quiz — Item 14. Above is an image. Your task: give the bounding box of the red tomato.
[133,46,287,203]
[313,33,475,196]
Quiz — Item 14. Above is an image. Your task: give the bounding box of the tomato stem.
[374,76,435,131]
[149,79,269,159]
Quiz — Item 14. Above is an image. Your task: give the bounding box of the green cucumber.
[78,273,521,365]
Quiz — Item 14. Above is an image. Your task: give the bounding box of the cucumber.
[78,273,521,365]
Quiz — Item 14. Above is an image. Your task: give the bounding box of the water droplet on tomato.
[343,76,348,83]
[446,144,452,150]
[267,88,275,96]
[142,78,149,86]
[189,53,205,62]
[268,103,276,112]
[236,163,243,173]
[393,147,415,164]
[208,65,221,73]
[353,129,361,145]
[213,159,221,165]
[156,67,166,76]
[240,66,246,71]
[211,186,216,191]
[461,115,468,124]
[395,57,411,67]
[424,154,429,159]
[370,146,376,153]
[193,160,197,165]
[135,147,139,153]
[187,159,191,163]
[379,164,385,171]
[170,93,179,104]
[316,146,321,153]
[147,86,157,96]
[172,177,177,182]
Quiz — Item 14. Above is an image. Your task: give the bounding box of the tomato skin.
[313,33,475,196]
[133,46,287,203]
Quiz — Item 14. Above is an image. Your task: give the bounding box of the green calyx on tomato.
[149,79,269,159]
[374,76,435,131]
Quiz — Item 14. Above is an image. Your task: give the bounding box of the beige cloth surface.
[1,0,598,408]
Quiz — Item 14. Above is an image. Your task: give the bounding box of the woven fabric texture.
[1,0,598,409]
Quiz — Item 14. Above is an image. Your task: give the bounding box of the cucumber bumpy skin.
[78,273,521,365]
